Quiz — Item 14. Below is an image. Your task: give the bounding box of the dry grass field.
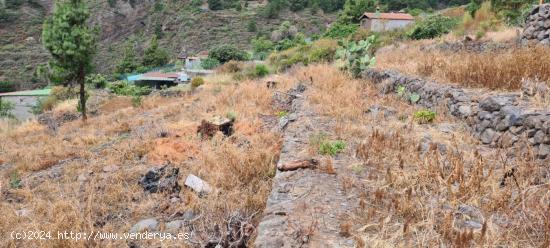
[299,64,550,247]
[376,41,550,91]
[0,72,301,247]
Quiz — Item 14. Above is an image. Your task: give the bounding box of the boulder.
[479,95,515,112]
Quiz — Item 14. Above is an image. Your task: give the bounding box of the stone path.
[256,87,357,248]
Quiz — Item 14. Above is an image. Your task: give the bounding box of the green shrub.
[413,109,436,124]
[108,81,152,96]
[0,98,15,118]
[268,39,338,71]
[86,74,107,88]
[9,171,21,189]
[408,15,457,40]
[0,81,16,93]
[200,58,220,70]
[255,64,270,77]
[319,140,346,156]
[252,37,274,59]
[209,45,248,63]
[323,23,358,39]
[142,36,169,67]
[191,77,205,88]
[336,36,376,78]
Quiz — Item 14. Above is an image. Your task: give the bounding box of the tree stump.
[197,116,234,139]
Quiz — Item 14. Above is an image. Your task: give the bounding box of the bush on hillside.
[209,45,248,64]
[0,81,16,93]
[323,23,359,39]
[108,81,152,96]
[191,77,205,88]
[255,64,270,77]
[86,74,107,89]
[408,15,457,40]
[252,37,275,59]
[0,98,15,118]
[268,39,339,71]
[200,58,220,70]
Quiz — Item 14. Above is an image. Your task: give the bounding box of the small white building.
[359,12,415,32]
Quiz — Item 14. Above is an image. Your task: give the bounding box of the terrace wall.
[364,69,550,159]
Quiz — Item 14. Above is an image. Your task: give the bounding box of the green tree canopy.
[116,43,139,74]
[42,0,97,120]
[339,0,377,24]
[142,36,169,68]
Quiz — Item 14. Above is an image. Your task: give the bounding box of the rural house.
[359,12,415,32]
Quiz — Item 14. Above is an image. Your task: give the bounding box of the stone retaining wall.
[364,69,550,159]
[522,4,550,45]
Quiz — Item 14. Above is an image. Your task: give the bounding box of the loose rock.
[185,174,213,195]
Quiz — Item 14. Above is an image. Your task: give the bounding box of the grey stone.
[495,119,510,132]
[538,144,550,159]
[527,128,538,138]
[279,116,290,130]
[525,116,542,129]
[458,105,472,117]
[478,111,493,120]
[481,128,497,144]
[477,120,492,133]
[479,95,515,112]
[185,174,213,195]
[534,130,546,144]
[129,218,159,233]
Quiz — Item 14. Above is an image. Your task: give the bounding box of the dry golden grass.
[294,64,549,247]
[377,44,550,91]
[0,70,298,247]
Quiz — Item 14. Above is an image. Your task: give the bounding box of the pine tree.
[142,36,169,68]
[42,0,97,121]
[339,0,377,24]
[116,43,139,74]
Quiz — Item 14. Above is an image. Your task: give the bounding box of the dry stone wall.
[522,4,550,45]
[364,69,550,160]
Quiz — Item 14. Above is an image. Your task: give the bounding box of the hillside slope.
[0,0,335,89]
